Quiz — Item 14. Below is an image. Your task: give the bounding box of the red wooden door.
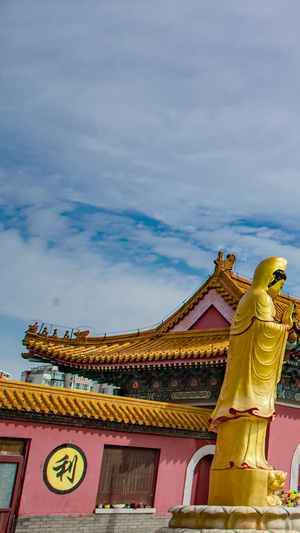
[191,454,213,505]
[0,439,28,533]
[0,455,24,533]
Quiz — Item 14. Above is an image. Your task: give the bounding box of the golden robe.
[209,257,289,470]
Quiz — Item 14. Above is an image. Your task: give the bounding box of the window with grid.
[97,445,159,507]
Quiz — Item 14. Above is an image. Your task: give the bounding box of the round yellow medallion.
[43,444,87,494]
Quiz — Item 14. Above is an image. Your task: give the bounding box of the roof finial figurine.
[28,322,39,333]
[73,330,90,342]
[208,256,294,507]
[214,250,236,275]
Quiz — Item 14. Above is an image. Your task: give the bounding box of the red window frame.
[97,445,160,507]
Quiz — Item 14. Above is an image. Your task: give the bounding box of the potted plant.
[130,502,138,509]
[278,490,300,506]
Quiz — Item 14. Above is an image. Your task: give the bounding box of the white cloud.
[0,229,197,332]
[2,1,300,377]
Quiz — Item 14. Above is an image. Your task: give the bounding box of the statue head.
[267,269,287,299]
[252,257,287,299]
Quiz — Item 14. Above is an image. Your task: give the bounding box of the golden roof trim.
[22,329,230,366]
[0,380,212,432]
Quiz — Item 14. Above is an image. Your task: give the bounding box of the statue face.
[267,278,285,299]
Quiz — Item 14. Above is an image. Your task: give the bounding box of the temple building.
[22,251,300,406]
[1,251,300,533]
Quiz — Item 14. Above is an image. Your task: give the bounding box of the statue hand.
[282,303,294,329]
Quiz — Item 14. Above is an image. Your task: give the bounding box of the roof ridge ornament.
[28,322,39,333]
[73,330,90,342]
[213,250,236,276]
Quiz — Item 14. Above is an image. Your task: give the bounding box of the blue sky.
[2,1,300,378]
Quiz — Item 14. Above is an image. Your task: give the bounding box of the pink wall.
[268,404,300,487]
[0,419,213,515]
[154,436,214,510]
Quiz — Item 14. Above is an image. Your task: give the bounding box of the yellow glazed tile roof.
[0,380,212,432]
[22,329,229,368]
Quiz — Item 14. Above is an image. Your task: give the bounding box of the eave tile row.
[0,380,212,432]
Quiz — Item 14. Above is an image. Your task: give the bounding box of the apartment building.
[20,365,93,391]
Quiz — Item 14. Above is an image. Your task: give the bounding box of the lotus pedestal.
[156,504,300,532]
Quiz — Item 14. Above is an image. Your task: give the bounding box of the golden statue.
[208,257,293,507]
